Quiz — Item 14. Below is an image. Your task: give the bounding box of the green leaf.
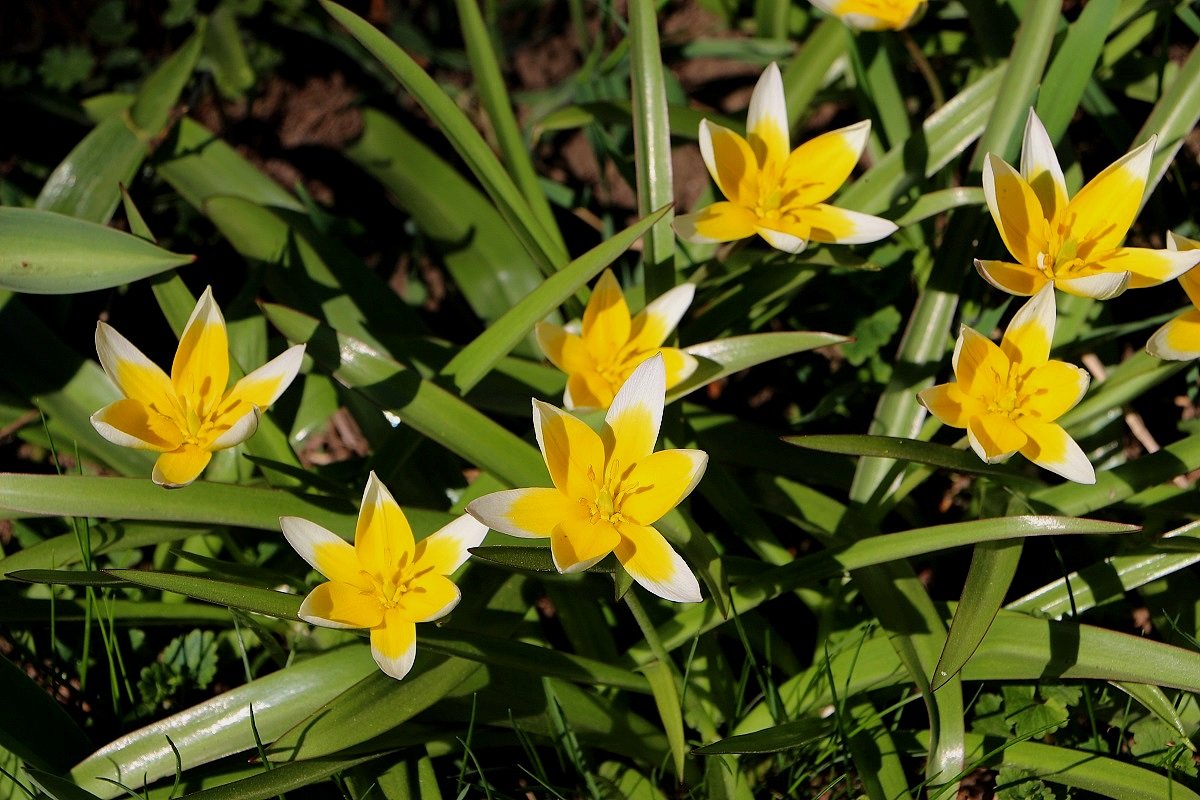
[692,717,837,755]
[1110,682,1195,752]
[173,754,388,800]
[781,19,845,130]
[262,304,548,488]
[628,0,675,297]
[7,569,126,587]
[932,539,1023,690]
[0,521,212,578]
[204,5,255,100]
[72,647,379,798]
[668,332,849,402]
[320,0,566,273]
[786,434,1037,485]
[104,569,304,620]
[892,187,986,227]
[0,655,92,772]
[1136,40,1200,197]
[441,206,670,393]
[641,660,685,778]
[36,24,206,223]
[0,208,193,293]
[1036,0,1119,139]
[344,108,548,332]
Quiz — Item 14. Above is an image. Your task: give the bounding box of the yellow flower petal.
[1017,420,1095,484]
[1089,246,1200,290]
[983,154,1047,268]
[152,444,213,488]
[756,220,809,254]
[355,473,415,582]
[1019,110,1068,225]
[917,383,983,429]
[582,270,632,360]
[967,413,1027,463]
[280,515,364,586]
[206,407,260,451]
[620,449,708,527]
[299,581,383,629]
[371,610,417,680]
[659,348,699,392]
[627,282,695,353]
[1000,285,1055,366]
[602,355,665,468]
[414,513,488,575]
[699,121,760,206]
[171,286,230,418]
[746,63,790,170]
[802,203,897,245]
[91,398,183,451]
[614,523,701,603]
[551,518,621,574]
[533,399,605,497]
[535,323,592,374]
[1020,361,1089,420]
[974,259,1046,296]
[397,572,460,623]
[95,322,176,411]
[952,327,1008,398]
[1169,231,1200,308]
[1055,270,1129,299]
[1146,309,1200,361]
[467,487,581,539]
[780,120,870,207]
[1064,137,1153,253]
[565,372,613,410]
[218,344,306,417]
[674,202,758,244]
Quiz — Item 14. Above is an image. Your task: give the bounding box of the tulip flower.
[675,63,896,254]
[918,285,1094,483]
[807,0,926,30]
[281,473,487,680]
[1147,232,1200,360]
[91,287,305,487]
[467,355,706,603]
[977,110,1200,299]
[536,270,697,410]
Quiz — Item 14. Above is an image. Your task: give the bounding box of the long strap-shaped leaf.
[321,1,567,274]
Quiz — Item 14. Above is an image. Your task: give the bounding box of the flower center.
[579,461,642,525]
[362,564,422,610]
[985,362,1030,419]
[1038,218,1087,278]
[753,186,784,220]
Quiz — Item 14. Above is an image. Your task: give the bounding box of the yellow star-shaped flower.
[675,63,897,254]
[467,355,707,603]
[808,0,926,30]
[918,285,1095,483]
[91,287,305,487]
[977,110,1200,299]
[281,473,487,680]
[1147,232,1200,360]
[536,269,696,410]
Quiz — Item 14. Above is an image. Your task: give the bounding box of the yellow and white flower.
[536,269,696,410]
[807,0,926,30]
[918,285,1095,483]
[281,473,487,681]
[675,63,896,254]
[91,287,305,487]
[1147,232,1200,360]
[467,355,706,603]
[978,110,1200,299]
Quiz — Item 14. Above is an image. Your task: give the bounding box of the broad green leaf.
[781,18,845,131]
[172,754,388,800]
[262,304,548,488]
[71,647,379,798]
[0,521,212,578]
[628,0,675,297]
[1110,682,1195,752]
[0,655,91,772]
[641,660,686,778]
[204,5,255,100]
[442,206,669,393]
[669,332,849,402]
[344,109,547,332]
[626,515,1136,662]
[9,569,126,587]
[36,24,206,223]
[931,538,1022,690]
[893,187,986,227]
[0,208,193,293]
[1007,521,1200,618]
[909,731,1200,800]
[320,1,566,273]
[156,117,303,211]
[1036,0,1120,139]
[786,434,1036,485]
[453,0,561,249]
[104,569,303,620]
[691,717,836,755]
[24,771,101,800]
[1136,40,1200,196]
